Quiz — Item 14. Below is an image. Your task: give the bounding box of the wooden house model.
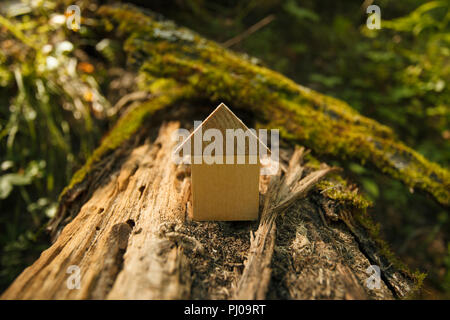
[176,103,270,221]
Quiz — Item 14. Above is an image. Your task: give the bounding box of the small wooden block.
[177,103,270,221]
[191,161,260,221]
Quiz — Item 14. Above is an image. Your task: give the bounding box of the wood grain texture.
[191,162,260,221]
[1,122,191,300]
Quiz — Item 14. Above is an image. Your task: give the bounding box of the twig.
[222,15,275,48]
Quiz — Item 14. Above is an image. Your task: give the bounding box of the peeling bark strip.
[1,122,191,299]
[2,122,414,300]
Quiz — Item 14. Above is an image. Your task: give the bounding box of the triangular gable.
[175,103,270,159]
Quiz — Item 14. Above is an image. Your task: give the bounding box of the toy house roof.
[175,103,270,157]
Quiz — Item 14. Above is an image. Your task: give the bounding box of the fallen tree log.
[1,1,441,299]
[2,118,415,299]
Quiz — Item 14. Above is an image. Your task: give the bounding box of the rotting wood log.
[2,122,192,299]
[0,1,432,300]
[1,120,415,300]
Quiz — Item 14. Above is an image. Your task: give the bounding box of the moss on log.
[61,4,448,210]
[2,2,438,299]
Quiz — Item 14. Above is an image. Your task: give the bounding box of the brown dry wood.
[176,103,269,158]
[1,120,414,300]
[177,103,269,220]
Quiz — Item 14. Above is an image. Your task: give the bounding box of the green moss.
[95,4,449,207]
[316,178,372,211]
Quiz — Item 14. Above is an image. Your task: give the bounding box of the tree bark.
[1,120,415,300]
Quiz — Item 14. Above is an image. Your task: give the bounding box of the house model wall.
[176,103,270,221]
